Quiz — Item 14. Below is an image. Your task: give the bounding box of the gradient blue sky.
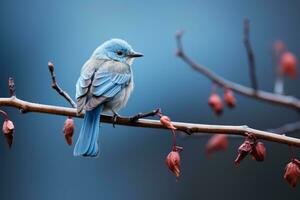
[1,0,300,199]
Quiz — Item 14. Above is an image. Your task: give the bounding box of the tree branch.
[1,97,300,147]
[48,62,77,108]
[243,18,258,91]
[175,31,300,111]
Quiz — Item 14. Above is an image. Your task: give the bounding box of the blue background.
[1,0,300,199]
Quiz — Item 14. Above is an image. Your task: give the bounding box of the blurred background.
[1,0,300,199]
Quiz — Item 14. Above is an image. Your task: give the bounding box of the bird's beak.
[128,51,144,58]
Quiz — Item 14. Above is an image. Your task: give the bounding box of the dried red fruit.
[284,159,300,188]
[166,146,183,180]
[2,119,14,148]
[208,92,223,115]
[234,138,253,166]
[224,89,236,108]
[280,52,297,78]
[160,115,176,130]
[234,134,266,165]
[63,117,75,145]
[251,142,266,161]
[206,134,228,156]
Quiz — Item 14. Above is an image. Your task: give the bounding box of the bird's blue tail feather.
[73,105,103,157]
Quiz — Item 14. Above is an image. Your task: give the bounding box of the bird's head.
[92,39,143,65]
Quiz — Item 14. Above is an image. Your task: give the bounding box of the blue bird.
[74,39,143,157]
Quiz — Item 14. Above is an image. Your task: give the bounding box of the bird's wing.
[76,59,105,112]
[84,70,131,110]
[76,59,131,112]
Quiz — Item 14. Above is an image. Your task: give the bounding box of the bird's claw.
[112,113,120,128]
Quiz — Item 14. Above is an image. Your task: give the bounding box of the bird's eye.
[116,51,123,56]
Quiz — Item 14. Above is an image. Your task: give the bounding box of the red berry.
[234,138,252,166]
[280,52,297,78]
[160,115,176,130]
[63,117,75,145]
[224,89,236,108]
[208,92,223,115]
[284,159,300,188]
[206,134,228,156]
[2,119,14,148]
[166,146,182,180]
[251,142,266,162]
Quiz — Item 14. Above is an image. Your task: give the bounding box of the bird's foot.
[129,108,162,122]
[112,112,120,128]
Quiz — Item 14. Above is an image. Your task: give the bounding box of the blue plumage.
[73,105,102,157]
[74,39,143,157]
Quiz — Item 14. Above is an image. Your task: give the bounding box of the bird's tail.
[73,105,103,157]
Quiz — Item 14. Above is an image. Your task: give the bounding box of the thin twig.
[272,41,286,94]
[175,31,300,111]
[48,62,77,108]
[0,109,9,120]
[8,77,16,97]
[243,18,258,91]
[274,75,284,94]
[130,108,162,121]
[0,97,300,147]
[268,121,300,134]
